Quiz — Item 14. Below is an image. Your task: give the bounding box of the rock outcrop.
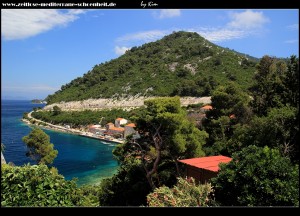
[44,96,211,111]
[1,152,6,164]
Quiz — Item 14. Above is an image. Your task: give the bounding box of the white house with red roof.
[115,118,128,127]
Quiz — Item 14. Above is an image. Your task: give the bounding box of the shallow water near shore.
[1,100,119,186]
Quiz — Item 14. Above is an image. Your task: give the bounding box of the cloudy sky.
[1,9,298,99]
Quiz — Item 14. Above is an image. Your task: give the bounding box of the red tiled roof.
[126,123,136,127]
[178,156,232,172]
[109,127,125,132]
[229,114,236,119]
[201,105,213,110]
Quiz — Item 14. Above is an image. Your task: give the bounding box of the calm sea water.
[1,100,119,186]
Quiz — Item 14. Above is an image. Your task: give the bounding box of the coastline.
[21,119,120,186]
[22,112,124,145]
[3,98,119,187]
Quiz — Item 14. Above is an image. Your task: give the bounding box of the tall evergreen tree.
[133,97,208,189]
[250,55,288,116]
[203,83,252,155]
[283,55,299,108]
[22,127,58,165]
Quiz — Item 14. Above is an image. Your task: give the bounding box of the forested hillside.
[3,55,298,207]
[46,31,258,104]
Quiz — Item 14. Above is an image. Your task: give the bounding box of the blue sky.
[1,9,299,100]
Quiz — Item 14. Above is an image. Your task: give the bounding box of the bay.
[1,100,119,186]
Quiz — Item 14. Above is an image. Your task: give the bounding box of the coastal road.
[27,111,72,132]
[26,112,123,144]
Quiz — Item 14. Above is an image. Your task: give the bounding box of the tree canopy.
[211,145,299,206]
[31,108,146,128]
[1,164,100,207]
[98,157,150,206]
[22,127,58,165]
[98,97,208,206]
[130,96,207,189]
[202,83,252,156]
[250,55,299,116]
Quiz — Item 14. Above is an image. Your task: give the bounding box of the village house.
[115,118,128,127]
[229,114,236,119]
[200,105,213,112]
[88,124,104,135]
[124,123,136,138]
[179,155,232,184]
[105,122,124,138]
[106,122,114,130]
[187,105,213,128]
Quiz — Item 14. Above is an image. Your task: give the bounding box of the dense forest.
[46,31,258,104]
[30,108,143,127]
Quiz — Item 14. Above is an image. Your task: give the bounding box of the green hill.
[46,31,258,104]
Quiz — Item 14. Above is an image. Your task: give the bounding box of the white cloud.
[116,27,246,47]
[284,39,298,44]
[116,30,168,44]
[68,9,87,15]
[190,10,269,42]
[286,24,299,31]
[228,10,269,29]
[158,9,181,19]
[115,46,130,55]
[115,10,270,48]
[1,9,87,40]
[115,30,171,52]
[195,28,247,42]
[92,12,105,18]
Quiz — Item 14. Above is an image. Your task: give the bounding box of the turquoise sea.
[1,100,119,186]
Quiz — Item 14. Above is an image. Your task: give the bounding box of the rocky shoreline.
[44,96,211,111]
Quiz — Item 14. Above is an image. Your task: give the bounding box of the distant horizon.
[1,98,43,101]
[2,9,298,100]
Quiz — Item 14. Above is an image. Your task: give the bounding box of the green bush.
[1,164,99,207]
[147,177,213,207]
[212,146,299,206]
